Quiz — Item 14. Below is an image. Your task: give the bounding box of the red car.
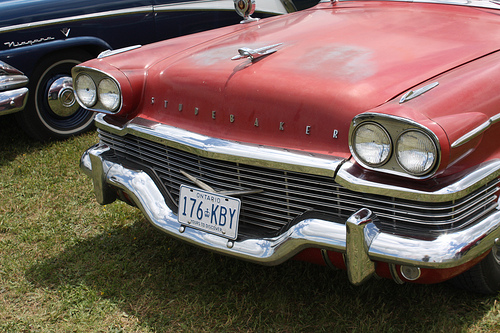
[75,0,500,293]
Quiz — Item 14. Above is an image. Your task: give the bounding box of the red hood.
[130,1,500,156]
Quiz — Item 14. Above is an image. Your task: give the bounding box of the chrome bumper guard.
[81,144,500,285]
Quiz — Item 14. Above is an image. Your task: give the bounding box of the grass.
[1,115,500,332]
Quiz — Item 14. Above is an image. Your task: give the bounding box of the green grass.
[1,115,500,332]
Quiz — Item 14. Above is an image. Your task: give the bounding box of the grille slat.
[99,130,499,237]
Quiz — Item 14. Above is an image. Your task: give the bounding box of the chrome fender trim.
[81,144,500,274]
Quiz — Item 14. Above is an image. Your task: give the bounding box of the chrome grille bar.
[99,130,499,236]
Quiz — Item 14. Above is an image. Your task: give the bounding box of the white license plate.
[178,185,241,240]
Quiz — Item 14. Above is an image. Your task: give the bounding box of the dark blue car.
[0,0,305,140]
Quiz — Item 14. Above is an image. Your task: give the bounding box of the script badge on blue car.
[178,185,241,240]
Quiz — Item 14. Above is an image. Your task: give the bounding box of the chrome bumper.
[0,87,28,116]
[81,142,500,284]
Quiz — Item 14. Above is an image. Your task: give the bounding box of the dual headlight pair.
[74,72,121,113]
[350,117,439,177]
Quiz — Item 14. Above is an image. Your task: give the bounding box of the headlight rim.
[97,77,121,112]
[351,121,393,168]
[72,67,123,114]
[349,113,441,179]
[395,129,438,176]
[74,73,97,108]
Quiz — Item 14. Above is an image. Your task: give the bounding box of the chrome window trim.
[95,113,499,202]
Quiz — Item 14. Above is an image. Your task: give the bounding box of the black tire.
[451,246,500,294]
[15,50,95,141]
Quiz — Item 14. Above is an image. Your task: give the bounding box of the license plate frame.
[178,185,241,240]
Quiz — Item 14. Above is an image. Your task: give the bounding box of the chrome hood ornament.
[231,43,283,61]
[234,0,259,23]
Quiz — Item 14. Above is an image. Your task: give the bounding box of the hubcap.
[47,76,79,117]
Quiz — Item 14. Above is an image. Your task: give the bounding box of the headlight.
[352,122,391,166]
[98,78,120,112]
[396,130,437,175]
[75,74,97,108]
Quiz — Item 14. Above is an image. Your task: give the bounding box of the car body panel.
[74,0,500,291]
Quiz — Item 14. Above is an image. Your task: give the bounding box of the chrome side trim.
[336,160,500,202]
[94,114,344,177]
[0,87,28,116]
[154,0,288,14]
[81,145,500,269]
[452,113,500,148]
[0,6,152,34]
[0,0,287,35]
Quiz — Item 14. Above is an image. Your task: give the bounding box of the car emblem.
[231,43,283,61]
[180,170,263,196]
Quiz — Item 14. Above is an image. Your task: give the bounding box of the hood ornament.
[399,82,439,104]
[231,43,283,61]
[234,0,259,23]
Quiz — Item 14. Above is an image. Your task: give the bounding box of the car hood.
[133,1,500,156]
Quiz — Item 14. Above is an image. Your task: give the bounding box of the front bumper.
[0,61,29,116]
[81,142,500,285]
[0,87,28,116]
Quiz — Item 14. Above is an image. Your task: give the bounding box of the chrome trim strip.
[452,113,500,148]
[0,87,28,116]
[94,114,344,177]
[154,0,287,14]
[336,160,500,202]
[0,0,287,35]
[80,145,500,269]
[0,6,153,34]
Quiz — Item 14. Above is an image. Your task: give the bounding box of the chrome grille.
[99,130,500,237]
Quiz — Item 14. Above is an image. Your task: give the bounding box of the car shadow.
[0,114,48,165]
[25,217,494,331]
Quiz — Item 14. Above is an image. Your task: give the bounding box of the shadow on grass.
[26,218,494,332]
[0,114,48,165]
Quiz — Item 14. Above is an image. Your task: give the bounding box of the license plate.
[178,185,241,240]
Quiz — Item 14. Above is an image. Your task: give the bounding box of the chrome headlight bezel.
[351,122,392,167]
[396,129,438,176]
[349,113,441,178]
[73,67,122,114]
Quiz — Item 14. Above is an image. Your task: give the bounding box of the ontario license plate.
[178,185,241,240]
